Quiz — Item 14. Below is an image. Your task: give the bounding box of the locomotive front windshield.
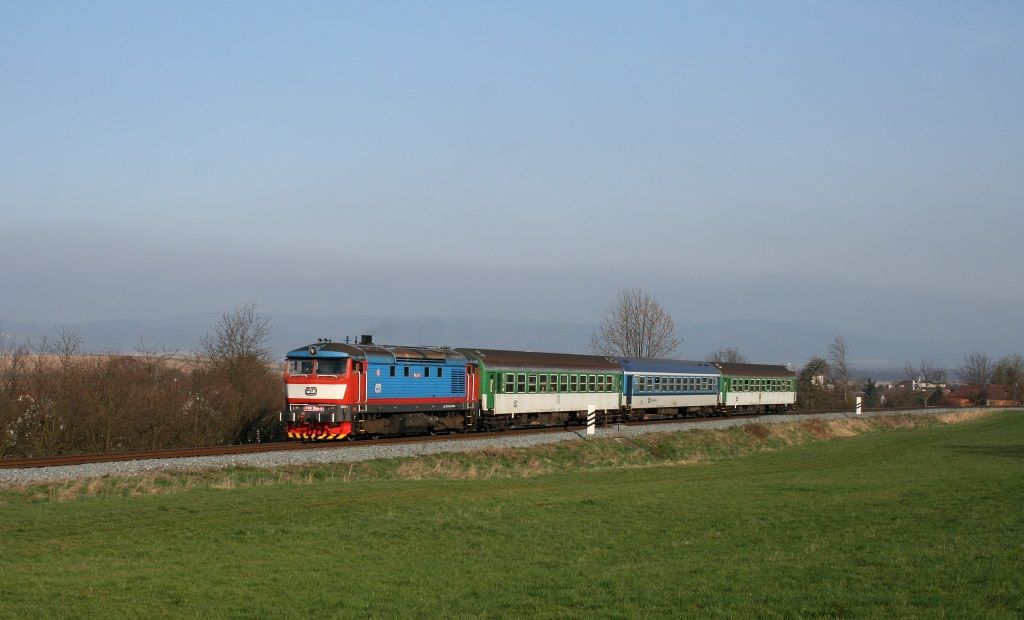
[288,360,313,375]
[315,359,346,376]
[287,359,346,376]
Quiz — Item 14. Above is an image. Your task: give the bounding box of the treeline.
[0,305,283,458]
[792,337,1024,410]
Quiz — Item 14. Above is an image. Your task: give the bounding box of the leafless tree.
[994,354,1024,402]
[902,359,947,406]
[797,356,830,410]
[706,347,748,364]
[958,351,995,385]
[197,304,281,443]
[827,336,851,406]
[199,303,273,366]
[589,288,680,359]
[958,351,996,404]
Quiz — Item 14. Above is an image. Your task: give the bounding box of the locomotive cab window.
[315,360,346,376]
[287,360,313,375]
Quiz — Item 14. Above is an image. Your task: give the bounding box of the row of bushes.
[0,349,284,458]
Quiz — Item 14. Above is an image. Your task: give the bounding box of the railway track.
[0,405,965,470]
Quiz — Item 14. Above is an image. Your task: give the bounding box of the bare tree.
[797,356,830,410]
[706,347,748,364]
[958,351,996,404]
[197,304,281,443]
[827,336,851,406]
[589,288,680,359]
[993,354,1024,403]
[958,351,995,385]
[199,303,273,366]
[902,359,947,406]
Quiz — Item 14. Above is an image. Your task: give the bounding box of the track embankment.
[0,407,994,488]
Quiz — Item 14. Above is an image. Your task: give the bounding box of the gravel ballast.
[0,408,985,486]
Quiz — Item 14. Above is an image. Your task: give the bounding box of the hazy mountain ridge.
[0,313,989,378]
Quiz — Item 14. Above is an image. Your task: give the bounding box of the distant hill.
[0,313,984,379]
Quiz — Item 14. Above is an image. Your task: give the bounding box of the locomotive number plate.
[303,405,325,412]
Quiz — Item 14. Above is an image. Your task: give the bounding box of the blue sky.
[1,2,1022,350]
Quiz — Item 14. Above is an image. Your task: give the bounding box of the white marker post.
[586,405,596,436]
[856,396,862,415]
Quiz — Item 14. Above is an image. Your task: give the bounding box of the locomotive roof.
[715,363,795,378]
[457,348,620,372]
[287,342,467,364]
[615,357,721,375]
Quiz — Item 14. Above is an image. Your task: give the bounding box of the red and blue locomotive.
[282,336,478,440]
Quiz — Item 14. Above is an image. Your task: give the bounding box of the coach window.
[550,374,558,391]
[569,375,578,392]
[404,366,410,377]
[504,374,514,393]
[390,366,396,377]
[438,368,443,378]
[539,374,548,393]
[425,367,430,378]
[559,375,568,391]
[528,374,538,393]
[516,373,526,393]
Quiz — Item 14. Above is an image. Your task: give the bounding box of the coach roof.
[715,363,795,378]
[458,348,620,372]
[615,358,721,375]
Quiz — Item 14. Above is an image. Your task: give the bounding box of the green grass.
[1,412,1022,618]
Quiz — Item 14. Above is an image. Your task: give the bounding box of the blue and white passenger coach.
[617,357,721,417]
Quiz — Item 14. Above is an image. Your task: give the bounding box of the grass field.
[1,411,1022,618]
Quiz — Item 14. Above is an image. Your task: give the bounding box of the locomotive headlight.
[308,346,319,356]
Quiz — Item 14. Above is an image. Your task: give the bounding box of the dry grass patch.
[935,410,990,424]
[744,423,771,439]
[829,418,874,437]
